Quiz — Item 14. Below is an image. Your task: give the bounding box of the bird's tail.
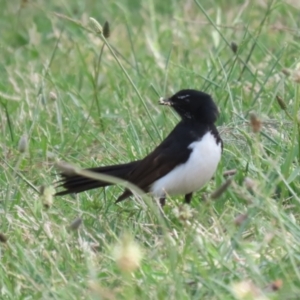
[55,161,139,196]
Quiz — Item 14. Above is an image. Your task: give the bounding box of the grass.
[1,0,300,298]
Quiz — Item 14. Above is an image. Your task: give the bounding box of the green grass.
[1,0,300,298]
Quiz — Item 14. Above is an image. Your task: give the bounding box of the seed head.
[103,21,110,38]
[231,280,266,300]
[281,68,291,76]
[69,217,82,231]
[292,70,300,83]
[249,112,262,133]
[112,234,142,273]
[0,233,8,243]
[267,279,283,292]
[230,41,238,54]
[276,95,287,110]
[18,134,28,153]
[234,213,248,226]
[244,177,256,190]
[49,91,57,101]
[211,178,233,199]
[89,17,103,35]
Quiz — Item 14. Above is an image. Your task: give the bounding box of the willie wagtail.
[56,89,223,205]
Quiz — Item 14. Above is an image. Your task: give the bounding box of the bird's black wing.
[116,122,196,201]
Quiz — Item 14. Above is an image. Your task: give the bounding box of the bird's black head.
[160,89,219,124]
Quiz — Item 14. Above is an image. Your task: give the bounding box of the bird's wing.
[116,124,193,201]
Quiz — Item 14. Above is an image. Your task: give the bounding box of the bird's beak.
[159,97,173,106]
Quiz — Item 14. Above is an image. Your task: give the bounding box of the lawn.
[1,0,300,299]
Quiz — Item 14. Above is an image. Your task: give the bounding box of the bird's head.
[159,89,219,124]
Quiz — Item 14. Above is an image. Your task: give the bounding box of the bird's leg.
[159,197,166,207]
[184,192,193,204]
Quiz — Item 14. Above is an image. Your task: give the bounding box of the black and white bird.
[56,89,223,205]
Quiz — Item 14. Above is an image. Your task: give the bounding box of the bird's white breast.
[150,131,222,197]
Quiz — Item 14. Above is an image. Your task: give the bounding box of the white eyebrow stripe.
[177,95,190,99]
